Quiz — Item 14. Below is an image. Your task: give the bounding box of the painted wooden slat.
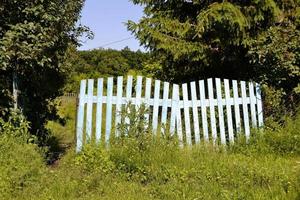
[161,82,169,133]
[105,77,114,144]
[175,85,183,146]
[191,82,200,144]
[96,78,103,143]
[208,78,217,144]
[135,76,143,109]
[170,84,178,135]
[224,79,234,143]
[152,80,161,134]
[256,83,264,127]
[86,79,94,141]
[249,82,257,128]
[76,76,265,152]
[216,78,226,144]
[115,76,123,137]
[176,110,184,147]
[126,76,133,99]
[76,80,86,152]
[182,83,192,145]
[144,78,152,129]
[125,76,133,126]
[199,80,209,141]
[241,81,250,140]
[232,80,241,133]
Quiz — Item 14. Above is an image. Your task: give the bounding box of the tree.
[0,0,88,140]
[63,48,151,93]
[127,0,300,96]
[248,22,300,94]
[121,46,150,70]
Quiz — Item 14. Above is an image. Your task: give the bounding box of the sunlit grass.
[1,98,299,200]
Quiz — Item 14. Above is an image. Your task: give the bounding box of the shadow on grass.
[44,134,67,165]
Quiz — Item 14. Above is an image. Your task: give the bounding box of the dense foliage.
[64,47,150,93]
[127,0,300,102]
[0,0,87,140]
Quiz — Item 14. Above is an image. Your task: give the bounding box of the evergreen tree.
[127,0,300,96]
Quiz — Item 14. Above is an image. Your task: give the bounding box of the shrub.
[229,110,300,156]
[264,113,300,156]
[0,109,32,142]
[74,144,115,174]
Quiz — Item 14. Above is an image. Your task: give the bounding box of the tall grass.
[0,100,299,199]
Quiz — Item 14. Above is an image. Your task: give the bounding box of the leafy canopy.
[64,47,151,93]
[0,0,87,139]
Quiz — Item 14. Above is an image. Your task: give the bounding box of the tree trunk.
[13,72,18,110]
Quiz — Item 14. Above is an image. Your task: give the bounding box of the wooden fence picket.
[190,81,200,144]
[86,79,94,141]
[125,76,133,127]
[170,84,178,136]
[182,83,192,145]
[152,80,160,134]
[135,76,143,109]
[161,82,169,133]
[249,82,257,128]
[144,78,152,129]
[96,78,103,142]
[232,80,241,133]
[76,76,264,151]
[208,79,217,144]
[224,79,234,143]
[115,76,123,137]
[105,77,113,144]
[241,81,250,140]
[76,80,86,152]
[216,78,226,144]
[199,80,209,141]
[256,83,264,127]
[174,85,183,145]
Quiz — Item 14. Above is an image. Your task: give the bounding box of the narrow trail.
[46,96,77,167]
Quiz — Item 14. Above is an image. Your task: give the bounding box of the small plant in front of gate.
[113,103,178,150]
[117,103,148,139]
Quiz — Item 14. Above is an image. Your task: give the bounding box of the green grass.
[0,99,299,200]
[46,97,77,148]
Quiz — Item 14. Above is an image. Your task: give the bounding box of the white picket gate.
[76,76,263,152]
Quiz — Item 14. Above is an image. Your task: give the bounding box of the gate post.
[76,80,86,152]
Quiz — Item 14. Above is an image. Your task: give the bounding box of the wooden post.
[76,80,87,152]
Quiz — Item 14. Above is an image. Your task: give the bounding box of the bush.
[229,111,300,156]
[264,114,300,156]
[74,144,115,174]
[0,109,31,142]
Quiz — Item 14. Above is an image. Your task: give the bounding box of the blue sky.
[78,0,145,51]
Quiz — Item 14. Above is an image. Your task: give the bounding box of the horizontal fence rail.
[64,93,78,97]
[76,76,263,152]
